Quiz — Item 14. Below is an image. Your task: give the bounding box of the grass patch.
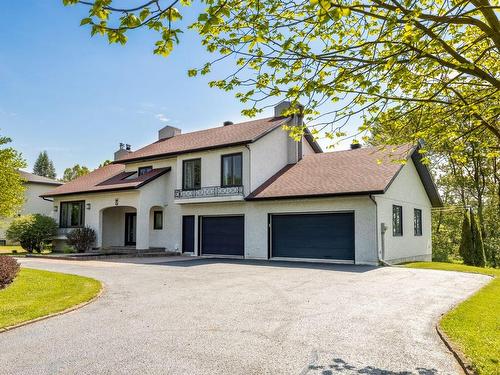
[405,262,499,374]
[0,268,101,329]
[0,245,25,254]
[0,245,51,256]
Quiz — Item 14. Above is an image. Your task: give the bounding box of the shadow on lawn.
[304,357,438,375]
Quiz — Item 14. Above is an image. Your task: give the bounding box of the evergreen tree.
[470,212,486,267]
[459,213,474,266]
[33,151,56,179]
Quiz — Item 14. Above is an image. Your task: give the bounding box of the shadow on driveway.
[154,257,377,273]
[303,356,438,375]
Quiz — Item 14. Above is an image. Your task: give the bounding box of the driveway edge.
[435,324,476,375]
[0,283,104,334]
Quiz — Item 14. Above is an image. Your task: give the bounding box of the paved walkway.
[0,257,490,374]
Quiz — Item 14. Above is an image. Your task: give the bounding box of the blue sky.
[0,1,352,177]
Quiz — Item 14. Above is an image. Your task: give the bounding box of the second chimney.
[114,143,132,161]
[159,125,182,140]
[350,143,362,150]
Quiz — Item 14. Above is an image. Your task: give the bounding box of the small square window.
[153,211,163,230]
[414,209,422,236]
[392,205,403,236]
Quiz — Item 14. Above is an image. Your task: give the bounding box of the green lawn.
[405,262,499,375]
[0,268,101,329]
[0,245,25,254]
[0,245,52,256]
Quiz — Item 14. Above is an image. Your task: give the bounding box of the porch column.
[96,209,103,248]
[136,206,150,250]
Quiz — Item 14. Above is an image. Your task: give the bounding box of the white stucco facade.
[48,117,437,265]
[372,159,433,263]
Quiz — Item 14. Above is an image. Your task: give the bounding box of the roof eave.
[40,167,171,199]
[245,190,385,201]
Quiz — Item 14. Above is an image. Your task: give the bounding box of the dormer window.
[138,166,153,176]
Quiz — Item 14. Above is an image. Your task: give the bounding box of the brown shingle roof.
[19,171,62,186]
[247,144,417,200]
[117,116,290,163]
[40,164,170,197]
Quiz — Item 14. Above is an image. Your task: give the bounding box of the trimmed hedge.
[0,256,20,289]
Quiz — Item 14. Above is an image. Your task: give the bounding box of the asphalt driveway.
[0,257,490,375]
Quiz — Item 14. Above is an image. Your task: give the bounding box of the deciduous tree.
[62,164,90,182]
[0,134,26,218]
[63,0,499,150]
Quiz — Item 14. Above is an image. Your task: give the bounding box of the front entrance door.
[125,212,137,246]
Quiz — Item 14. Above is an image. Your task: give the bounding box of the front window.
[414,209,422,236]
[138,166,153,176]
[153,211,163,230]
[221,153,243,187]
[392,205,403,236]
[60,201,85,228]
[183,158,201,190]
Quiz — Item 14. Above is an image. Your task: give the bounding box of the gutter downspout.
[41,196,53,203]
[369,194,392,267]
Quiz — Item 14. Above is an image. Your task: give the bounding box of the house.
[40,102,442,265]
[0,171,63,245]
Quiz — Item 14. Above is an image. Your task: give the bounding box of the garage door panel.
[201,216,244,256]
[271,213,354,260]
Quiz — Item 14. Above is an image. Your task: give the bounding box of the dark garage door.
[271,212,355,261]
[200,216,244,256]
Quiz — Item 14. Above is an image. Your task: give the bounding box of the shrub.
[0,256,20,289]
[67,227,96,253]
[459,213,473,265]
[459,211,486,267]
[6,214,58,253]
[470,212,486,267]
[63,245,76,254]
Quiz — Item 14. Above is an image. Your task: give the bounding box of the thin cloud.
[155,113,170,123]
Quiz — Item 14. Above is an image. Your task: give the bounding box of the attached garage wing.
[200,216,244,256]
[270,212,355,261]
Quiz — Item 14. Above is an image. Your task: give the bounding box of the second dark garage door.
[270,212,355,261]
[200,216,244,256]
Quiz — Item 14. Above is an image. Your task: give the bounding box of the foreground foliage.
[0,256,20,289]
[6,215,58,253]
[0,268,101,329]
[405,262,499,375]
[63,0,499,152]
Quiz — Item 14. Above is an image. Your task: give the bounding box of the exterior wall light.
[115,198,119,206]
[86,203,91,210]
[54,206,58,212]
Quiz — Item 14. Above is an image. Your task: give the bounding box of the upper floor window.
[392,205,403,236]
[60,201,85,228]
[183,158,201,190]
[221,153,242,187]
[414,208,422,236]
[138,166,153,176]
